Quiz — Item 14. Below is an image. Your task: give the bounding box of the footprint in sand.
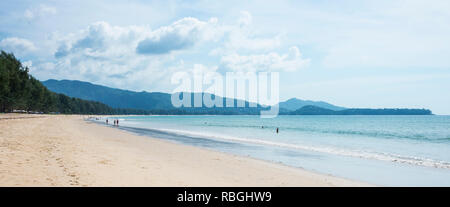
[98,159,111,165]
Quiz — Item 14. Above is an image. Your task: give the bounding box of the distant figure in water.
[114,120,116,126]
[106,119,108,125]
[116,119,119,126]
[276,127,279,133]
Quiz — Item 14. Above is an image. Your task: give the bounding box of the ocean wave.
[121,125,450,170]
[197,123,450,142]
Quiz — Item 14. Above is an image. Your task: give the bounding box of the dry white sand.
[0,114,370,186]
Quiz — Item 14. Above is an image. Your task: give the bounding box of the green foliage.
[0,50,148,115]
[0,51,29,112]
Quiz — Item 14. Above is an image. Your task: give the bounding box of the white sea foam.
[132,126,450,170]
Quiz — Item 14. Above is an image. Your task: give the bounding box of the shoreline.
[0,114,370,186]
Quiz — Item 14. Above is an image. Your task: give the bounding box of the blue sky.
[1,0,450,114]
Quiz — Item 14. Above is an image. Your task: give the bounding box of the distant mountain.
[43,79,432,115]
[42,79,268,114]
[291,105,432,115]
[279,98,346,111]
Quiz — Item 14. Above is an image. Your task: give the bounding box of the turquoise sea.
[100,115,450,186]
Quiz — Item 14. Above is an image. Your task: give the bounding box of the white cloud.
[210,11,282,54]
[220,46,310,72]
[54,21,151,58]
[238,11,252,27]
[46,17,224,89]
[136,17,220,55]
[44,20,197,91]
[30,13,308,92]
[0,37,37,54]
[51,17,222,59]
[24,4,57,20]
[22,60,33,68]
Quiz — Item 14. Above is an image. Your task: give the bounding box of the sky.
[1,0,450,114]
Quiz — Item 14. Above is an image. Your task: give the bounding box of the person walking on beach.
[106,119,108,125]
[116,119,119,126]
[276,127,279,133]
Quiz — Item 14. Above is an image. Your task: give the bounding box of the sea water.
[102,115,450,186]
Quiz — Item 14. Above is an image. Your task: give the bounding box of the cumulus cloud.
[47,18,223,89]
[55,18,220,58]
[0,37,37,54]
[210,11,282,54]
[46,21,190,91]
[34,14,308,92]
[220,46,310,72]
[53,21,151,59]
[136,17,219,55]
[24,4,57,20]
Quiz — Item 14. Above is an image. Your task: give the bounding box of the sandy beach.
[0,114,368,186]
